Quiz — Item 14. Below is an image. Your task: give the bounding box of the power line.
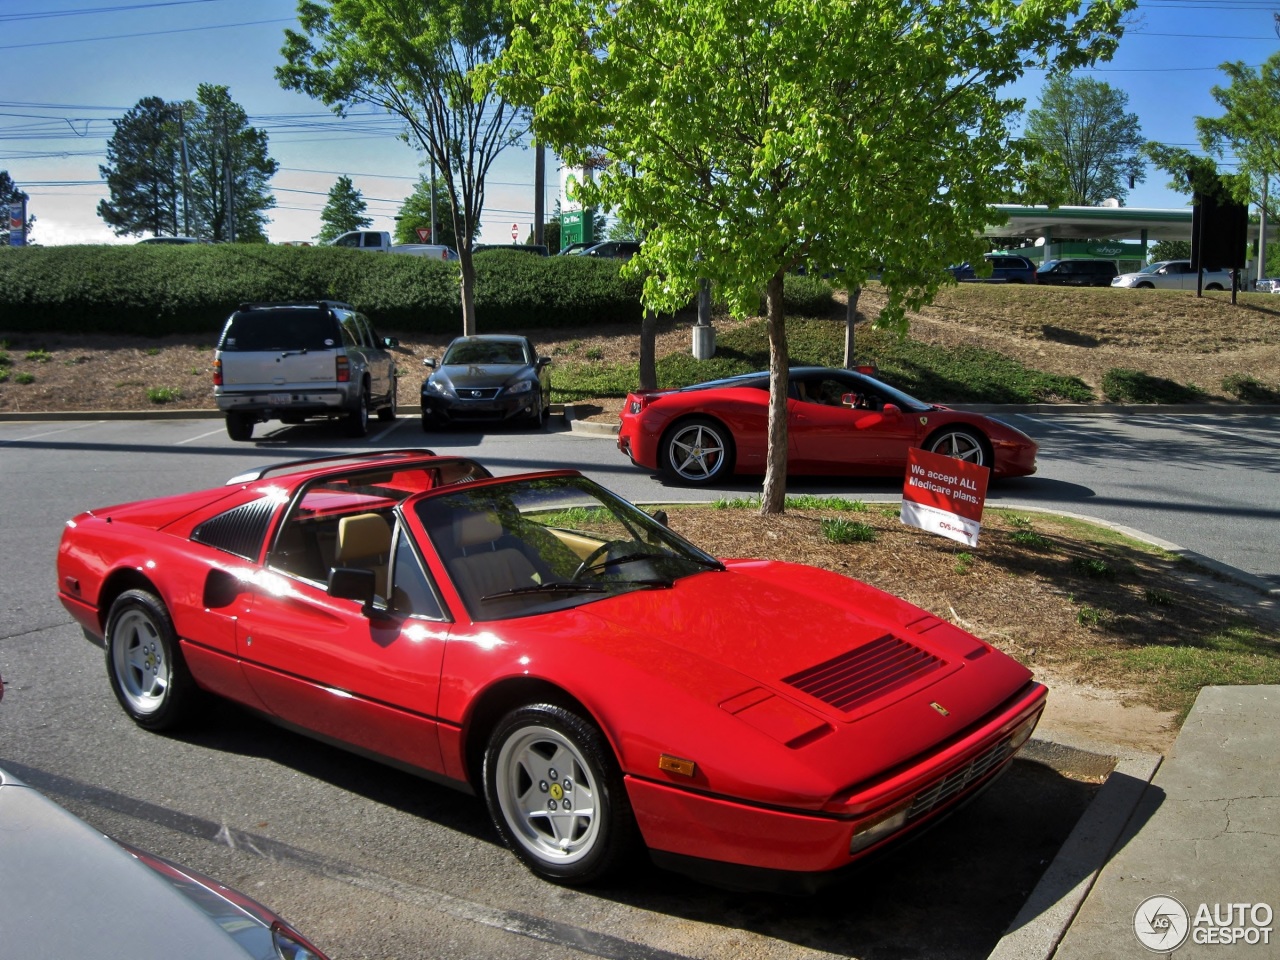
[0,0,262,23]
[0,17,294,51]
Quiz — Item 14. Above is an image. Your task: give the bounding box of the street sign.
[900,447,990,547]
[511,223,519,240]
[416,227,431,242]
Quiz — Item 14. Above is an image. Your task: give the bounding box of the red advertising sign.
[901,447,990,547]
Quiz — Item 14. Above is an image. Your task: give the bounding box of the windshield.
[442,340,528,365]
[413,475,722,620]
[1138,262,1166,274]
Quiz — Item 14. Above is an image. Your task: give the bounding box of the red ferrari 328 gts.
[57,449,1046,891]
[617,367,1039,485]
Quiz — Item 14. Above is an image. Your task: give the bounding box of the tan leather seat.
[449,511,541,607]
[334,513,392,597]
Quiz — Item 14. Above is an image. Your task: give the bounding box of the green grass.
[711,494,867,511]
[551,315,1096,404]
[146,386,183,404]
[1082,624,1280,717]
[821,517,878,544]
[24,349,51,363]
[14,371,35,384]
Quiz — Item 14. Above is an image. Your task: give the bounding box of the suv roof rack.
[225,449,439,485]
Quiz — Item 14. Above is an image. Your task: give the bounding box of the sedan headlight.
[425,378,449,395]
[505,379,534,395]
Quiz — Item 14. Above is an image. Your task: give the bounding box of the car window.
[339,316,361,349]
[333,233,359,248]
[443,341,523,365]
[797,376,849,406]
[220,310,338,351]
[388,524,445,620]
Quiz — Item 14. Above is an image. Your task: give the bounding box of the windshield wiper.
[481,581,607,601]
[584,551,726,575]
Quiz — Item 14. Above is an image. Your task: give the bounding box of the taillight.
[212,357,222,386]
[336,356,350,383]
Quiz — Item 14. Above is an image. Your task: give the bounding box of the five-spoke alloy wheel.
[484,704,636,884]
[105,589,198,730]
[926,427,989,467]
[660,417,733,484]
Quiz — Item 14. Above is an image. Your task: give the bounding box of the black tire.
[659,416,734,485]
[527,390,547,430]
[925,426,990,468]
[483,703,639,884]
[104,589,200,731]
[377,378,398,422]
[1136,281,1154,289]
[347,384,370,437]
[225,412,253,441]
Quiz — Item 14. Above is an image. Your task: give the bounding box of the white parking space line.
[1126,415,1280,450]
[0,420,107,444]
[1010,414,1109,438]
[175,426,227,445]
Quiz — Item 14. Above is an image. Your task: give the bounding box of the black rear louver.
[784,636,946,713]
[191,498,276,561]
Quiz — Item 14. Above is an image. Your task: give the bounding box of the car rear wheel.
[105,589,199,731]
[660,417,733,484]
[347,385,370,437]
[225,412,253,441]
[926,427,989,467]
[484,704,638,884]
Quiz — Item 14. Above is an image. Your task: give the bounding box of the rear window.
[219,310,340,352]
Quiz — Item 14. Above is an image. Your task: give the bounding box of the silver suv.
[213,301,399,441]
[1111,260,1233,291]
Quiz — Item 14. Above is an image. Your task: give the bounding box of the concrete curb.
[988,749,1164,960]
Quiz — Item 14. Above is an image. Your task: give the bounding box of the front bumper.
[625,681,1046,885]
[421,391,539,424]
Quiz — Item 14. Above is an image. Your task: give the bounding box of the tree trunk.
[843,285,862,368]
[459,251,478,336]
[760,271,790,515]
[639,307,657,390]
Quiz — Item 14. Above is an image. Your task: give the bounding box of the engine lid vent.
[784,636,946,714]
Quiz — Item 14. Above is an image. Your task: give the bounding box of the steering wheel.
[571,540,626,580]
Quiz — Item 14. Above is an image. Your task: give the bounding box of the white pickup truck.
[328,230,458,260]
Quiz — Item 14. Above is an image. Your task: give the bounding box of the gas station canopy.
[987,204,1267,243]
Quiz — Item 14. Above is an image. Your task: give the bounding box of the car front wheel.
[105,589,199,731]
[660,417,733,484]
[926,427,989,467]
[484,704,637,884]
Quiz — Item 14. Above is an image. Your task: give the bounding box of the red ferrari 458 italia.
[617,367,1038,485]
[57,449,1045,891]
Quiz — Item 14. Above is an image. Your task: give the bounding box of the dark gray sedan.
[420,334,552,429]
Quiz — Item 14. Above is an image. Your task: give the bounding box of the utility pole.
[177,104,191,237]
[534,141,545,246]
[224,122,236,243]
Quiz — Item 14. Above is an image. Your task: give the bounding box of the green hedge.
[0,244,646,336]
[0,244,838,337]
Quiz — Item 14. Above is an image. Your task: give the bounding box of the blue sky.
[1,0,1274,246]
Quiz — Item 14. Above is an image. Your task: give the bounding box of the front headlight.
[1112,277,1134,287]
[505,379,533,396]
[426,378,449,395]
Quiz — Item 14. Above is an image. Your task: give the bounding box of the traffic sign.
[511,223,519,240]
[416,227,431,242]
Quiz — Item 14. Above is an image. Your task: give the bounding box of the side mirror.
[383,337,400,349]
[423,357,438,369]
[537,356,552,368]
[882,403,902,418]
[327,567,386,619]
[650,509,669,527]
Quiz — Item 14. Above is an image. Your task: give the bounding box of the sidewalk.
[991,685,1280,959]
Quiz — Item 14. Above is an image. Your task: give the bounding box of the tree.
[184,84,278,243]
[279,0,530,335]
[1023,75,1145,206]
[497,0,1133,512]
[97,97,185,237]
[1,171,35,245]
[1195,53,1280,276]
[317,175,371,242]
[394,175,462,248]
[97,88,277,242]
[1147,239,1191,262]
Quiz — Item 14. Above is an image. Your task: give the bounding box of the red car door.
[788,374,916,472]
[238,520,449,774]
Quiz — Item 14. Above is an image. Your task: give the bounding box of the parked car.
[421,334,551,428]
[55,450,1046,891]
[557,242,594,256]
[1034,258,1118,287]
[136,236,204,245]
[1111,260,1232,291]
[0,763,329,959]
[949,254,1038,284]
[579,240,641,260]
[617,367,1038,485]
[213,300,399,441]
